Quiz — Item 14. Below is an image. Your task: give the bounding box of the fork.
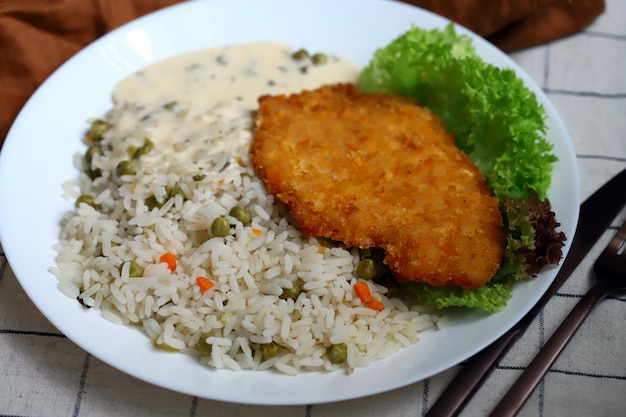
[489,217,626,417]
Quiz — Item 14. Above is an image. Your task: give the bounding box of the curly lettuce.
[358,24,557,201]
[358,24,565,313]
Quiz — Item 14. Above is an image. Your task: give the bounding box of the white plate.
[0,0,579,405]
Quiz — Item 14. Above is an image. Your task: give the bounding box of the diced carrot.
[251,228,263,237]
[354,281,372,304]
[85,134,93,143]
[218,178,225,187]
[234,156,244,166]
[160,252,177,271]
[195,276,214,292]
[368,299,385,311]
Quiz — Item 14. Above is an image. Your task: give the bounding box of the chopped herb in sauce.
[106,42,359,183]
[216,54,229,65]
[312,53,328,65]
[185,63,203,72]
[291,48,309,60]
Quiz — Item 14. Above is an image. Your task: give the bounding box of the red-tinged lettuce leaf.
[498,189,566,278]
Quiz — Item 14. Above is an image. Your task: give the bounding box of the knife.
[425,167,626,417]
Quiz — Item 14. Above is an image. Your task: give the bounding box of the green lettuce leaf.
[358,23,557,201]
[401,280,513,313]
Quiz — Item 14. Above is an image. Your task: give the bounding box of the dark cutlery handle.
[425,326,523,417]
[425,168,626,417]
[488,285,607,417]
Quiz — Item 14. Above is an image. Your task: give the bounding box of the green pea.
[326,343,348,364]
[120,260,143,277]
[312,53,328,65]
[75,194,96,208]
[291,309,301,322]
[132,138,154,159]
[151,337,178,352]
[166,186,185,200]
[115,160,136,177]
[89,119,109,141]
[163,101,178,110]
[291,48,309,60]
[84,145,103,166]
[197,332,212,357]
[126,145,138,158]
[358,247,392,281]
[356,258,377,280]
[258,342,280,360]
[144,187,184,211]
[145,195,163,211]
[211,216,231,237]
[280,279,302,300]
[87,168,102,180]
[84,145,103,180]
[229,205,251,226]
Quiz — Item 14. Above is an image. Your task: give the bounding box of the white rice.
[51,98,445,374]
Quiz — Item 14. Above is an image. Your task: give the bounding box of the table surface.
[1,1,625,416]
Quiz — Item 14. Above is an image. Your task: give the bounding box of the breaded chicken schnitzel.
[250,83,504,289]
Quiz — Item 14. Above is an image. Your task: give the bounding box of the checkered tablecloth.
[1,1,625,416]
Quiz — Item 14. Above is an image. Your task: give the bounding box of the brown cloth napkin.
[405,0,605,51]
[0,0,184,147]
[0,0,604,148]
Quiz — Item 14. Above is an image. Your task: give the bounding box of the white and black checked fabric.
[1,1,624,415]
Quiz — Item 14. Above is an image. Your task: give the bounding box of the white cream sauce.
[113,42,360,109]
[101,42,359,175]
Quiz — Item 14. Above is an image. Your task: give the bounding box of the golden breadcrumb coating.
[250,83,504,289]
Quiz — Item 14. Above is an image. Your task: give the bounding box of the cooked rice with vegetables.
[51,77,445,375]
